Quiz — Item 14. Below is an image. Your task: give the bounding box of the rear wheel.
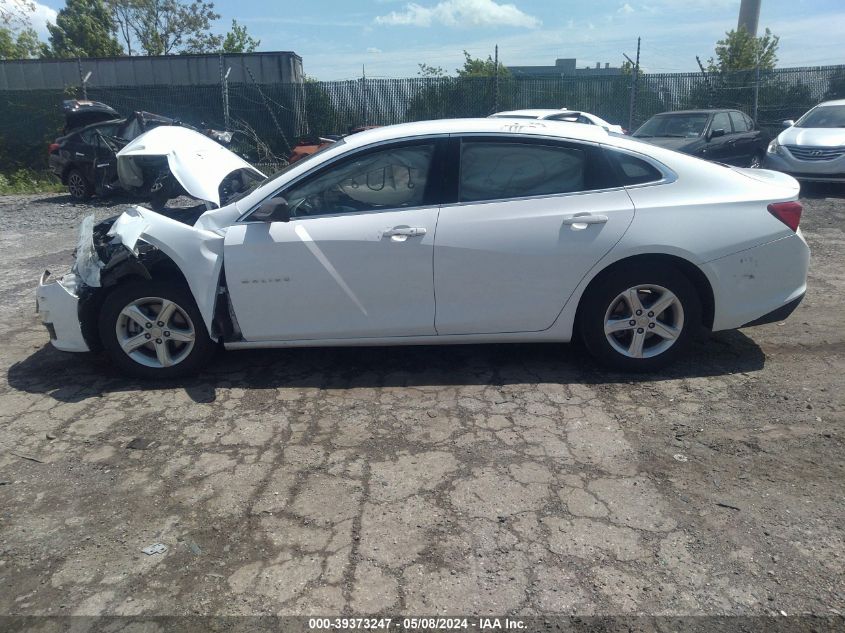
[66,169,93,200]
[98,280,215,379]
[579,264,701,372]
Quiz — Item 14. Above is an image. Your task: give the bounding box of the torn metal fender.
[109,206,225,335]
[116,126,264,207]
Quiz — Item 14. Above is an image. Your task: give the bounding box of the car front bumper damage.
[36,270,90,352]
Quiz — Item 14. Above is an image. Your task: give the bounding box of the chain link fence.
[1,65,843,172]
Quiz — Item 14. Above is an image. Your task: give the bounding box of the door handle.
[383,227,426,238]
[75,152,86,157]
[562,214,608,226]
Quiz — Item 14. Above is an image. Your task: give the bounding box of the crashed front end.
[36,214,105,352]
[36,204,228,355]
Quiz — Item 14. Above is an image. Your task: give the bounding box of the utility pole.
[624,37,641,131]
[219,53,231,131]
[362,64,368,127]
[493,44,500,114]
[696,55,714,106]
[738,0,761,35]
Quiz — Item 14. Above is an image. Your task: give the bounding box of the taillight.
[48,143,60,154]
[767,201,802,232]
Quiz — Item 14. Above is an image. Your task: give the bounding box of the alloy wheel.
[603,284,685,359]
[68,173,87,198]
[115,296,196,369]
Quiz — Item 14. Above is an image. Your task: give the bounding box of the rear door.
[706,111,736,164]
[433,136,635,335]
[728,111,757,166]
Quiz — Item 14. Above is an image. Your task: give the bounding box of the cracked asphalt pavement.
[0,190,843,618]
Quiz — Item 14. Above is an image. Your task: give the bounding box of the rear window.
[608,151,664,185]
[729,111,750,132]
[460,141,588,202]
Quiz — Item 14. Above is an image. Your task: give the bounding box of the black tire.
[578,264,701,372]
[98,280,216,379]
[66,168,93,200]
[749,151,764,169]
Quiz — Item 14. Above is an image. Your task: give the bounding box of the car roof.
[651,109,737,116]
[817,99,845,107]
[491,109,572,118]
[340,117,610,149]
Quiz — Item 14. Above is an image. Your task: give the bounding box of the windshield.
[634,113,709,138]
[227,138,345,204]
[796,105,845,128]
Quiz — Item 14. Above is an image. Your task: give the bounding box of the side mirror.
[251,197,290,223]
[782,119,795,128]
[709,128,726,140]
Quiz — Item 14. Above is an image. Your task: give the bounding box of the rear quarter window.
[608,150,664,186]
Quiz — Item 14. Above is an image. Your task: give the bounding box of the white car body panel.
[434,189,634,334]
[224,207,439,341]
[117,126,264,207]
[491,109,626,134]
[37,118,810,358]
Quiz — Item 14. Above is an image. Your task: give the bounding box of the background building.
[508,58,622,79]
[0,51,303,91]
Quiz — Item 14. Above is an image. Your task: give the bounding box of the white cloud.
[367,47,383,53]
[375,0,540,29]
[0,0,57,37]
[618,3,635,14]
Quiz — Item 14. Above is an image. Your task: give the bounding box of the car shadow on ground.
[7,329,765,404]
[800,182,845,199]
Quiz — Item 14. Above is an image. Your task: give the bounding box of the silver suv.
[763,99,845,183]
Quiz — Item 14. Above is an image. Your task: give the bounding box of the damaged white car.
[37,119,810,378]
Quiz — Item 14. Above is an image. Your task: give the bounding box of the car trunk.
[62,100,120,134]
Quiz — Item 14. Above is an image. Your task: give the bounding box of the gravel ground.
[0,189,843,621]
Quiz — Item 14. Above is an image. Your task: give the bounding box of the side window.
[743,113,756,130]
[711,112,732,134]
[283,143,435,217]
[729,111,749,132]
[609,151,663,185]
[460,140,603,203]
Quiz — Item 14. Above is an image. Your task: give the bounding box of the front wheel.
[98,280,215,379]
[578,265,701,372]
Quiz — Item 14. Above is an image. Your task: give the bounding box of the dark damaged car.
[48,100,234,207]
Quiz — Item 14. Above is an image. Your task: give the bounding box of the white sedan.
[36,118,809,378]
[490,108,627,134]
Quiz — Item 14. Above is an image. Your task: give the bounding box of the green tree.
[46,0,123,58]
[707,27,779,73]
[0,26,42,59]
[221,18,259,53]
[109,0,222,55]
[417,63,445,78]
[457,50,510,78]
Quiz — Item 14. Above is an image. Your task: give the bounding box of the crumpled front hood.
[117,126,264,207]
[778,126,845,147]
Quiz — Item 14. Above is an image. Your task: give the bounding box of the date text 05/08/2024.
[308,617,526,630]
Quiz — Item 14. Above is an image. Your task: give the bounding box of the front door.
[224,140,442,341]
[433,137,635,335]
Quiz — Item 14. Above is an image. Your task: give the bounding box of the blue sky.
[26,0,845,79]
